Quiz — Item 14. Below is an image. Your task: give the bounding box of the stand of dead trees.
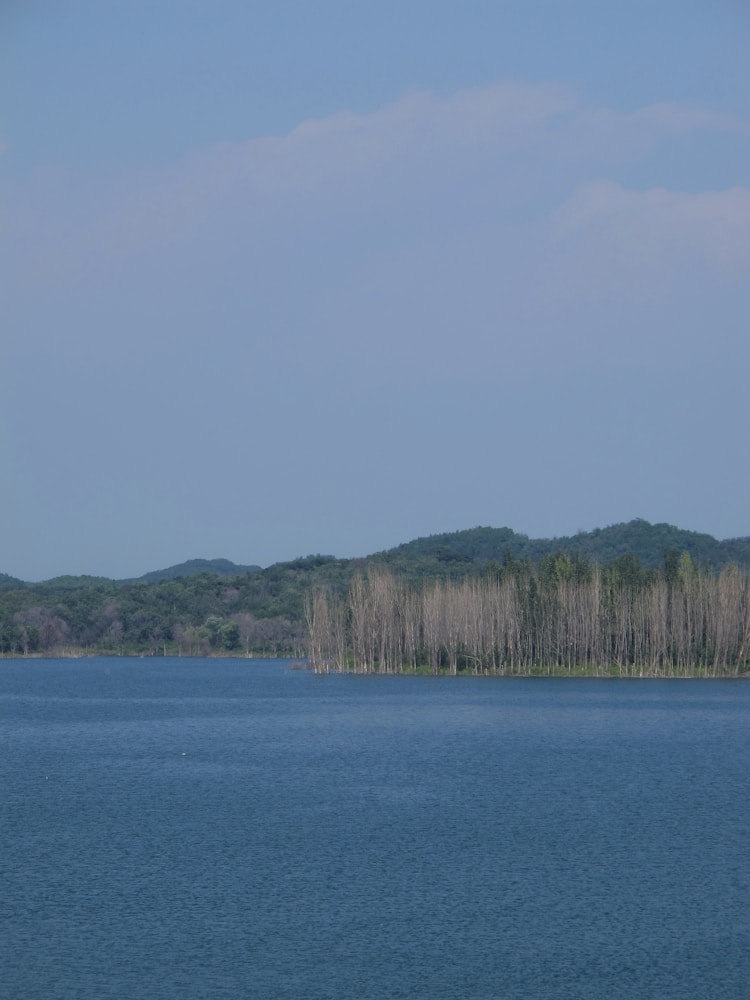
[305,555,750,676]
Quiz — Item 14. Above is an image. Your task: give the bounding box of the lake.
[1,658,748,999]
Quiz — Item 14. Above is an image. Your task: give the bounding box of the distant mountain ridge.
[3,521,749,588]
[1,559,263,590]
[374,519,750,573]
[132,558,263,585]
[2,520,749,659]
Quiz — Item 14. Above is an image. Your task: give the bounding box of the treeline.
[306,554,750,676]
[0,565,329,657]
[3,520,750,661]
[371,520,750,575]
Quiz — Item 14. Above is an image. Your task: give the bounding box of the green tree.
[218,621,240,650]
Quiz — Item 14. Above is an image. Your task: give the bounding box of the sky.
[2,0,749,580]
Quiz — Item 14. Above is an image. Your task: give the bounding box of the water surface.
[2,658,748,999]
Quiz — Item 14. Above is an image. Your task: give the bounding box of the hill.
[375,520,750,575]
[133,558,262,584]
[1,520,748,658]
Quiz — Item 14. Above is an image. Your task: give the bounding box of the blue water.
[1,659,748,999]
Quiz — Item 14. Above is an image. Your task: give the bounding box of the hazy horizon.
[5,517,749,585]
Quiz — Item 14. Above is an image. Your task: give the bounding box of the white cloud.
[10,81,747,225]
[227,81,577,186]
[551,180,750,281]
[631,102,750,135]
[4,79,749,376]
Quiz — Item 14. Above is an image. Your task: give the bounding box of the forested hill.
[374,520,750,575]
[6,521,749,591]
[4,559,263,591]
[1,520,748,658]
[133,558,262,585]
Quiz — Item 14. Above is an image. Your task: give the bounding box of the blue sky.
[2,1,749,580]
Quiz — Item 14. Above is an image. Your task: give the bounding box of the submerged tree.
[306,559,750,677]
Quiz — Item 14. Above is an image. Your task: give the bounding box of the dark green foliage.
[218,621,240,649]
[604,553,650,588]
[0,565,313,656]
[30,575,112,592]
[1,521,748,657]
[133,558,262,585]
[376,520,750,573]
